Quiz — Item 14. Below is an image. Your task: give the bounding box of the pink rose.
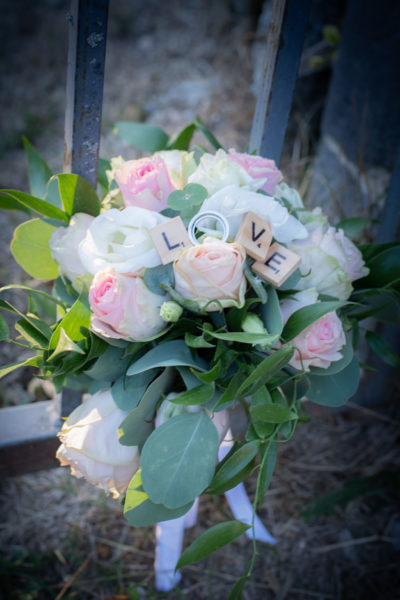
[114,156,176,212]
[89,268,166,340]
[279,289,346,370]
[228,149,283,195]
[173,237,246,311]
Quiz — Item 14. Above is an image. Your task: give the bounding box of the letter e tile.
[149,217,192,264]
[252,242,301,287]
[235,211,273,261]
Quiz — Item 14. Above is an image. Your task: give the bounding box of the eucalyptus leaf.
[127,340,208,376]
[278,268,301,290]
[114,121,169,152]
[365,330,400,369]
[175,520,250,569]
[307,355,360,406]
[111,369,159,411]
[84,345,131,381]
[140,411,219,508]
[22,136,53,199]
[143,263,174,296]
[118,367,175,446]
[124,470,193,526]
[260,285,283,335]
[11,219,59,280]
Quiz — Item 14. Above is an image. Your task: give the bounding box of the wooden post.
[249,0,311,165]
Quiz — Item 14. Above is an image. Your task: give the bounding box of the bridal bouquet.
[1,119,399,590]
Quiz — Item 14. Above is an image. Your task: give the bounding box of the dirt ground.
[0,1,399,599]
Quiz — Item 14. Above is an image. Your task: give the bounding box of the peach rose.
[56,389,139,499]
[89,268,166,341]
[173,237,246,311]
[279,289,346,370]
[228,149,283,195]
[115,155,176,212]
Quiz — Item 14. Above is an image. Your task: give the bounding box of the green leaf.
[250,402,295,423]
[0,190,67,221]
[192,116,224,151]
[111,369,159,411]
[260,286,283,335]
[55,173,100,217]
[47,328,86,361]
[127,340,208,376]
[278,268,301,290]
[209,442,258,492]
[185,331,215,348]
[228,575,248,600]
[207,331,279,346]
[84,344,130,381]
[213,370,244,409]
[15,318,49,348]
[124,470,193,526]
[23,136,53,199]
[118,367,175,446]
[335,217,369,240]
[237,347,294,397]
[244,260,268,303]
[167,123,196,150]
[98,157,111,193]
[257,441,278,506]
[0,356,40,380]
[169,382,215,405]
[359,245,400,289]
[175,520,250,569]
[191,361,221,383]
[114,121,169,152]
[366,330,400,369]
[49,295,91,349]
[143,263,174,296]
[168,183,208,211]
[0,314,10,341]
[282,301,347,342]
[140,411,219,508]
[11,219,59,280]
[307,355,360,406]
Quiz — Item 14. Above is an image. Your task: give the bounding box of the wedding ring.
[188,210,230,245]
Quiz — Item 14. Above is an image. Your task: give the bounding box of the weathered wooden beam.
[64,0,109,188]
[249,0,311,165]
[0,399,61,476]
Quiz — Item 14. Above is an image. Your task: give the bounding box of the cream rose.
[279,289,346,370]
[56,389,139,498]
[289,224,369,300]
[173,237,246,311]
[49,212,94,281]
[188,149,259,195]
[89,268,167,341]
[198,185,307,244]
[78,207,167,275]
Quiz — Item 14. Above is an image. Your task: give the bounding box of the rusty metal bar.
[249,0,311,165]
[64,0,109,188]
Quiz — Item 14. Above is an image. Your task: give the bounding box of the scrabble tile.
[251,242,301,287]
[149,216,192,264]
[235,211,273,261]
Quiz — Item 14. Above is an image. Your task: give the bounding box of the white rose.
[79,207,167,275]
[155,150,193,188]
[275,182,304,210]
[56,389,139,498]
[49,212,94,281]
[198,185,307,244]
[289,224,368,300]
[188,149,259,195]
